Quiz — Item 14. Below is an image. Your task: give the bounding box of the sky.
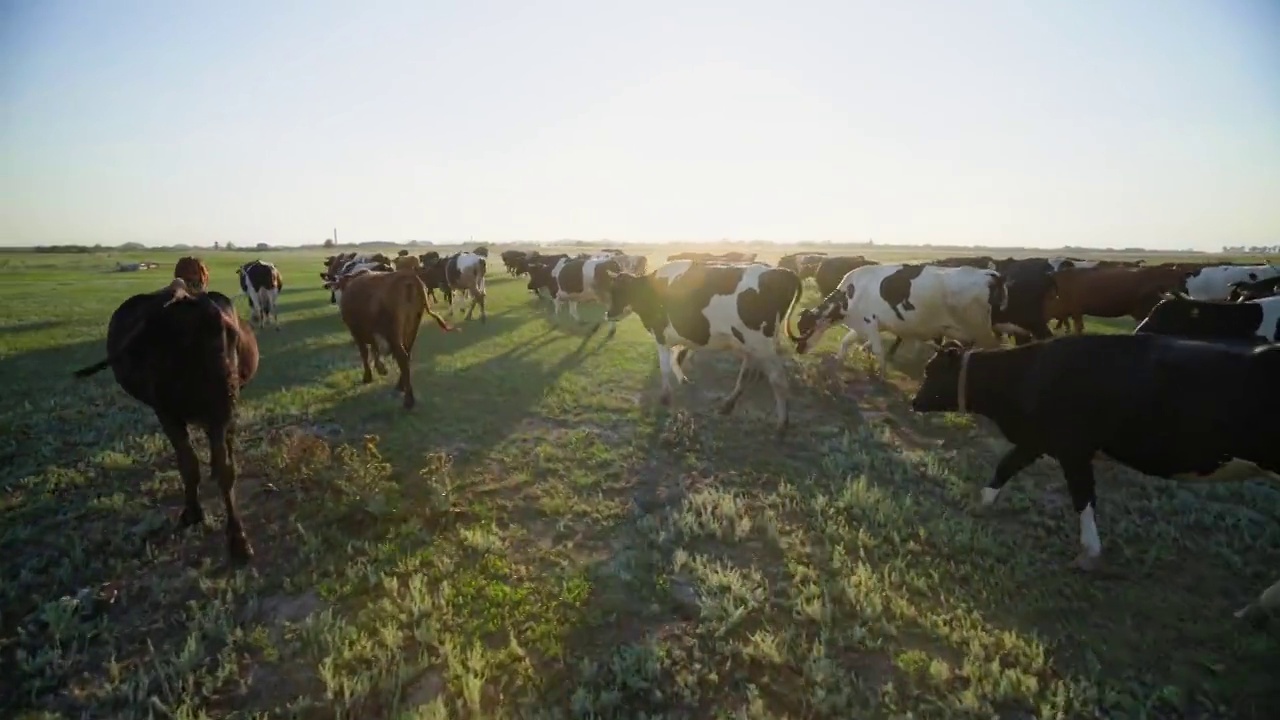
[2,0,1278,250]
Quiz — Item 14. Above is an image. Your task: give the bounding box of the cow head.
[910,340,967,413]
[793,288,850,354]
[1135,293,1206,336]
[604,271,650,322]
[526,264,556,297]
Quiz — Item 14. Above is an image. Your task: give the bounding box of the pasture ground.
[1,245,1278,719]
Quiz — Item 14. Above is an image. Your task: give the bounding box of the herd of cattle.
[71,247,1280,619]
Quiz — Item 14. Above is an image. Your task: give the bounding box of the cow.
[323,260,393,304]
[1227,274,1280,302]
[1184,264,1280,302]
[323,252,389,280]
[1135,294,1280,345]
[813,256,878,297]
[608,253,648,275]
[526,254,575,297]
[1044,266,1191,334]
[335,266,457,409]
[417,252,487,322]
[173,256,210,291]
[792,263,1006,375]
[604,261,804,436]
[472,245,490,258]
[778,251,826,275]
[70,279,260,563]
[237,260,283,330]
[543,254,625,336]
[666,251,758,263]
[932,256,996,270]
[990,258,1058,343]
[908,334,1280,618]
[501,249,530,276]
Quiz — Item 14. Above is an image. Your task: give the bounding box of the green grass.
[1,246,1277,719]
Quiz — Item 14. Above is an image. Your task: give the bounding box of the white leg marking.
[656,344,675,403]
[980,487,1001,507]
[1079,505,1101,560]
[836,329,860,364]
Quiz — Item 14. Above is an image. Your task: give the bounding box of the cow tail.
[475,258,487,295]
[411,279,457,332]
[72,358,110,378]
[782,275,804,342]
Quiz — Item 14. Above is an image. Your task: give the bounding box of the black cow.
[991,258,1056,343]
[605,261,803,436]
[931,256,996,269]
[1135,294,1280,345]
[909,334,1280,617]
[1228,274,1280,302]
[71,279,261,563]
[526,254,575,297]
[813,255,878,297]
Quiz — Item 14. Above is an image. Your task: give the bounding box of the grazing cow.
[71,279,260,563]
[336,267,456,409]
[990,258,1057,343]
[237,260,283,330]
[1135,294,1280,345]
[417,252,487,320]
[813,256,878,297]
[1184,264,1280,301]
[173,256,210,291]
[932,256,996,270]
[604,261,804,436]
[544,255,625,336]
[909,335,1280,618]
[1044,266,1191,334]
[1227,274,1280,302]
[793,264,1006,375]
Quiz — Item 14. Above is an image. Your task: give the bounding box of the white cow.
[793,263,1006,375]
[1184,264,1280,301]
[237,260,284,330]
[604,261,805,436]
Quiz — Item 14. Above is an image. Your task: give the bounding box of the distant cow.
[605,261,804,436]
[1227,274,1280,302]
[501,249,530,276]
[1044,266,1191,334]
[543,255,625,336]
[526,254,575,297]
[1184,264,1280,302]
[813,256,878,297]
[608,253,648,275]
[1135,294,1280,345]
[932,256,996,270]
[336,266,456,409]
[323,252,389,279]
[173,256,210,291]
[237,260,283,330]
[909,334,1280,618]
[472,246,490,258]
[666,251,758,264]
[778,251,826,275]
[793,264,1006,375]
[71,279,260,563]
[323,260,393,304]
[418,252,487,322]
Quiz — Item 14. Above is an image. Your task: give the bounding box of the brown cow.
[1045,266,1191,334]
[173,256,210,291]
[71,278,260,563]
[336,266,457,409]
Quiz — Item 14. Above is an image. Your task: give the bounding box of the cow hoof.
[403,396,416,410]
[228,537,254,565]
[716,400,736,416]
[362,374,373,384]
[658,392,673,407]
[375,365,389,377]
[1067,553,1102,573]
[179,506,206,528]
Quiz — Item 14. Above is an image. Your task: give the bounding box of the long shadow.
[0,319,64,336]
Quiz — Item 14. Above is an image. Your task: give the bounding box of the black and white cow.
[1227,274,1280,302]
[604,261,804,436]
[1184,264,1280,301]
[541,254,625,336]
[1135,294,1280,345]
[237,260,283,330]
[322,259,393,304]
[909,334,1280,618]
[442,251,488,323]
[792,263,1007,375]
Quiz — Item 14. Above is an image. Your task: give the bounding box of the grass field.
[1,245,1277,719]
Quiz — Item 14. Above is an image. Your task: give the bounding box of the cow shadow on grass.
[0,319,64,337]
[531,373,1280,717]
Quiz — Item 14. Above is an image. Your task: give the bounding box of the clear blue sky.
[2,0,1278,249]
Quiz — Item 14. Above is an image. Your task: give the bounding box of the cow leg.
[369,340,389,376]
[885,336,904,360]
[671,346,692,384]
[835,329,861,365]
[208,421,252,563]
[656,344,677,406]
[1060,458,1102,571]
[356,340,376,383]
[389,344,415,410]
[1071,313,1085,335]
[982,445,1042,507]
[718,357,752,415]
[762,355,790,438]
[160,416,205,528]
[865,331,888,377]
[570,301,584,324]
